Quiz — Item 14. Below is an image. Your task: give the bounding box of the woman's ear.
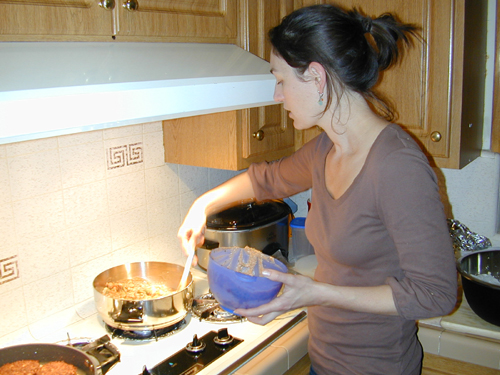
[308,62,326,92]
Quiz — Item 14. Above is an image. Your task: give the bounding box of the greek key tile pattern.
[0,255,20,285]
[107,142,143,170]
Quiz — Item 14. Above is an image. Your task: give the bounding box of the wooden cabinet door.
[0,0,115,40]
[115,0,238,43]
[238,0,296,164]
[292,0,487,169]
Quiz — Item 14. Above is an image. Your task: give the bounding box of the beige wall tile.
[111,239,151,265]
[6,137,58,157]
[107,171,146,215]
[23,270,74,323]
[143,121,162,134]
[17,231,70,284]
[145,165,179,203]
[13,192,66,240]
[104,135,144,179]
[149,232,182,264]
[68,218,112,267]
[8,150,62,201]
[109,206,148,251]
[72,252,115,303]
[103,124,143,140]
[178,164,208,194]
[0,250,22,294]
[58,130,102,148]
[28,307,81,340]
[143,130,165,169]
[0,287,28,336]
[0,158,11,205]
[0,203,17,253]
[147,196,180,238]
[63,181,109,228]
[59,141,106,189]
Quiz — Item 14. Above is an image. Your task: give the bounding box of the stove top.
[0,271,308,375]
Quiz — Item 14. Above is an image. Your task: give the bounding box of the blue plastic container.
[208,247,287,314]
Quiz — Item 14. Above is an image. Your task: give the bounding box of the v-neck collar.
[320,124,391,202]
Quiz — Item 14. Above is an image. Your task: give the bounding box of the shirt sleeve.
[248,134,321,201]
[377,147,458,320]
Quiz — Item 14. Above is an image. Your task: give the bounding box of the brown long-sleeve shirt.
[248,124,457,375]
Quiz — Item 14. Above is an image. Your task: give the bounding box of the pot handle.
[110,300,144,323]
[262,242,288,260]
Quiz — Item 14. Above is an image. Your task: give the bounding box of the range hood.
[0,42,276,145]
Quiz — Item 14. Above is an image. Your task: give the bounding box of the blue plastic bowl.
[208,247,287,314]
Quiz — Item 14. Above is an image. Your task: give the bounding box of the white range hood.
[0,42,276,145]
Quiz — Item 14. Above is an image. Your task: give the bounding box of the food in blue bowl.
[208,246,287,314]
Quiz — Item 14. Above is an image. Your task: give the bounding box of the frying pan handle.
[81,335,121,374]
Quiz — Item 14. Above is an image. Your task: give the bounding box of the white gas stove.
[5,269,306,375]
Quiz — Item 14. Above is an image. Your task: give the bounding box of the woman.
[178,5,457,375]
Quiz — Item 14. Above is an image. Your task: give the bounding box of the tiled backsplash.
[0,121,498,345]
[0,121,250,344]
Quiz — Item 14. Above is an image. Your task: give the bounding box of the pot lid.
[206,200,291,230]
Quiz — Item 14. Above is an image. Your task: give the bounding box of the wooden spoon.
[178,243,195,290]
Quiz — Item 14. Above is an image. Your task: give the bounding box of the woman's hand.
[177,203,207,266]
[234,269,317,325]
[234,268,400,325]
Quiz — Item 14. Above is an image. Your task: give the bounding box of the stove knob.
[186,334,206,353]
[214,328,234,346]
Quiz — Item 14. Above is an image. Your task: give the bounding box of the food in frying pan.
[37,361,77,375]
[102,277,174,300]
[0,360,77,375]
[0,360,39,374]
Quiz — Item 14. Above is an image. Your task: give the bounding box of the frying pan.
[0,342,101,374]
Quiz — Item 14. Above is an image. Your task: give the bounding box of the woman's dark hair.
[269,4,418,121]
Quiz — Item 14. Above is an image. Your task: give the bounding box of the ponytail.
[269,4,418,120]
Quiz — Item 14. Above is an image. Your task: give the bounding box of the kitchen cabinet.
[163,0,297,170]
[0,0,238,43]
[290,0,488,169]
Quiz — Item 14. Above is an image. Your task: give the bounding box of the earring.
[318,91,324,106]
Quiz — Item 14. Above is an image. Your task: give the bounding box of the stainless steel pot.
[0,343,101,374]
[197,200,291,270]
[93,262,193,331]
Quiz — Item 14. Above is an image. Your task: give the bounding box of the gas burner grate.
[105,318,186,341]
[192,293,246,323]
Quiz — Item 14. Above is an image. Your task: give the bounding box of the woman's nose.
[273,87,284,103]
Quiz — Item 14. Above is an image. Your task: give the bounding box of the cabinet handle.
[123,0,138,11]
[430,131,442,142]
[98,0,115,10]
[252,130,265,141]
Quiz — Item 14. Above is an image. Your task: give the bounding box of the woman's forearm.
[193,171,256,216]
[315,282,398,315]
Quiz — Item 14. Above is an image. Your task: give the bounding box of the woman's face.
[270,53,322,130]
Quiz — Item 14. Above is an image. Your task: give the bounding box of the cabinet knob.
[98,0,115,10]
[252,130,265,141]
[430,131,442,142]
[123,0,138,11]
